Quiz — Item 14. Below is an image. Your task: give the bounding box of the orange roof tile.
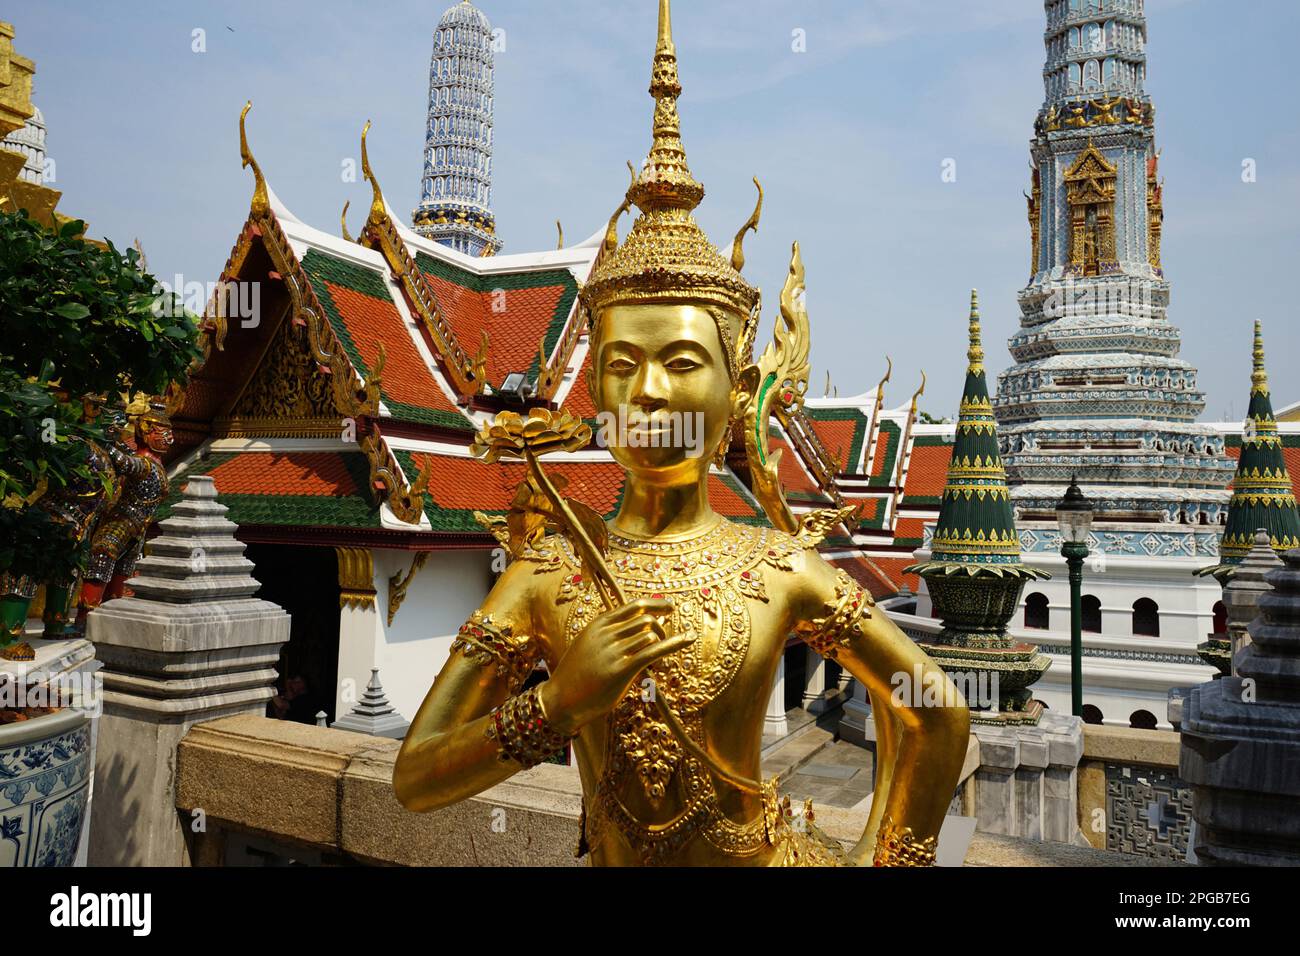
[828,554,899,600]
[903,443,952,499]
[322,280,463,418]
[206,452,363,497]
[867,556,920,595]
[894,517,928,542]
[806,417,860,471]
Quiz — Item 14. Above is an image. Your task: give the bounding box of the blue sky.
[16,0,1299,419]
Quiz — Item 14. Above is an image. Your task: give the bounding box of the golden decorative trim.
[729,177,763,273]
[386,551,430,626]
[212,417,342,440]
[1027,166,1041,277]
[239,101,270,220]
[166,104,428,525]
[1146,151,1163,273]
[336,547,376,610]
[358,120,477,397]
[892,370,926,491]
[1064,140,1117,276]
[340,200,354,243]
[873,816,938,867]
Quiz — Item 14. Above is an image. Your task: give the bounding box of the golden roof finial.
[555,220,564,250]
[340,200,354,242]
[239,101,270,219]
[1252,319,1268,394]
[730,178,763,273]
[968,289,984,374]
[360,120,385,222]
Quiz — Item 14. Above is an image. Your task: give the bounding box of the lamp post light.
[1056,476,1094,718]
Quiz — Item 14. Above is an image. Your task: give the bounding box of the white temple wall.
[341,547,495,722]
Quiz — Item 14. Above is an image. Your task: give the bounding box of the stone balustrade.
[174,714,1162,867]
[1077,723,1190,861]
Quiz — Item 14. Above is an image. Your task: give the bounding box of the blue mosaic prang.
[0,717,91,867]
[412,1,501,257]
[993,0,1233,535]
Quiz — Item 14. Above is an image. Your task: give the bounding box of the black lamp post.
[1056,476,1094,718]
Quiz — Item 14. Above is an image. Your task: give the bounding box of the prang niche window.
[1025,592,1050,630]
[1132,597,1160,637]
[1082,594,1102,633]
[1064,141,1118,276]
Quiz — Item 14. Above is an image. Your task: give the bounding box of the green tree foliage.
[0,210,203,585]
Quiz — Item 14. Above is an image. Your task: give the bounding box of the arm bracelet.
[795,570,873,659]
[486,685,570,769]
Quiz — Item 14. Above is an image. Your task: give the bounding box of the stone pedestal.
[1221,532,1283,675]
[86,476,289,866]
[970,713,1086,844]
[1181,549,1300,865]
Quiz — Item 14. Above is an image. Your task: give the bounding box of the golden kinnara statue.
[394,0,969,866]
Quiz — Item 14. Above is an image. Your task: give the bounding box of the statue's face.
[140,417,173,454]
[591,304,739,481]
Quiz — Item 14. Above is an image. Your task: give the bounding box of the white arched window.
[1069,62,1082,90]
[1104,58,1118,85]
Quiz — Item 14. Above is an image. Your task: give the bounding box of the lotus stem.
[523,449,623,610]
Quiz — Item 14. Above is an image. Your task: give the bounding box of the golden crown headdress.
[580,0,763,379]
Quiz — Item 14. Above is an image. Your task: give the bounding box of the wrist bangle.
[487,685,570,769]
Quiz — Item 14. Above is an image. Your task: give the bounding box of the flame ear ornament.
[730,178,763,273]
[743,242,812,534]
[239,101,270,220]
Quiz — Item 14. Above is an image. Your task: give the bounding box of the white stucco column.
[765,653,788,737]
[803,645,828,712]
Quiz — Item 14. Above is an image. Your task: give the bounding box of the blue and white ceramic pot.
[0,707,91,867]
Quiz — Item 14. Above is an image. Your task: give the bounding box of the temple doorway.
[244,543,341,725]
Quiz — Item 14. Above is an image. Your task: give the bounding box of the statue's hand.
[538,597,691,735]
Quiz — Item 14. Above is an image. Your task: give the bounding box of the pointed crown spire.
[581,0,760,337]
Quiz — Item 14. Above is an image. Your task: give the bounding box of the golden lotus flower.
[470,408,592,464]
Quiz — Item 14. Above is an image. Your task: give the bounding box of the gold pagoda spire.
[1252,319,1268,395]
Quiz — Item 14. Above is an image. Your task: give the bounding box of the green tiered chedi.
[1195,321,1300,672]
[907,291,1051,725]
